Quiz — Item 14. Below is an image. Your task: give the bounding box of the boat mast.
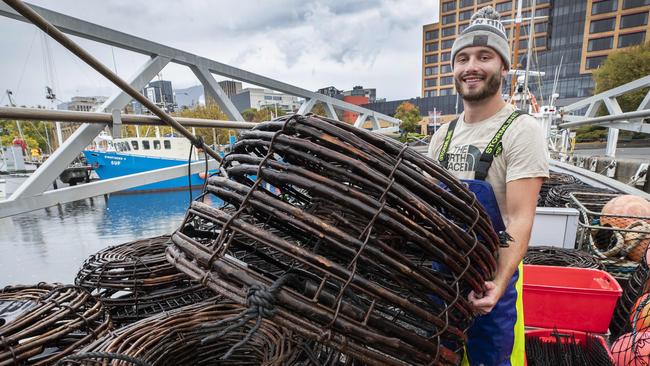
[522,0,536,111]
[510,0,524,97]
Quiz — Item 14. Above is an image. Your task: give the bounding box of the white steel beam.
[297,98,317,114]
[561,75,650,113]
[9,55,170,199]
[191,65,243,121]
[354,114,368,128]
[324,103,338,120]
[0,159,218,218]
[603,97,624,157]
[0,2,400,127]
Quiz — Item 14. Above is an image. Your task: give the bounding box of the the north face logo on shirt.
[446,144,481,172]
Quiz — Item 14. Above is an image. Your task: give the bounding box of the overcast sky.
[0,1,440,108]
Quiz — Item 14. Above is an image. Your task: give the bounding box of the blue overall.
[460,180,524,366]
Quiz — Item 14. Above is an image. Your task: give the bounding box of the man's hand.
[468,281,505,316]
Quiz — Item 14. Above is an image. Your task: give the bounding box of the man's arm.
[468,177,542,314]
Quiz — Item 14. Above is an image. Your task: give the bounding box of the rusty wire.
[167,114,501,365]
[58,300,315,366]
[75,235,213,326]
[0,283,111,365]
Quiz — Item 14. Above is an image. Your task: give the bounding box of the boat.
[82,134,214,192]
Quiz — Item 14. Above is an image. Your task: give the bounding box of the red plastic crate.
[522,264,622,333]
[524,329,614,366]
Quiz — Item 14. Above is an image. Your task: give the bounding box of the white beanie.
[450,6,511,70]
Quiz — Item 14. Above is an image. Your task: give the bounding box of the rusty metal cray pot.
[0,283,111,365]
[167,114,500,365]
[59,300,308,366]
[75,236,214,326]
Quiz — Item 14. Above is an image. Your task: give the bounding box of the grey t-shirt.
[428,104,549,225]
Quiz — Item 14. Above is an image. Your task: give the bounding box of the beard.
[454,70,502,102]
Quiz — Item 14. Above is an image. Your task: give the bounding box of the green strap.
[437,110,523,178]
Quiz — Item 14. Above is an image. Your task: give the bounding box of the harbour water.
[0,190,221,285]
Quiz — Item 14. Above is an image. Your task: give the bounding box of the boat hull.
[82,151,205,192]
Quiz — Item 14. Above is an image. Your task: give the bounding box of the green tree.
[591,42,650,141]
[241,108,257,122]
[176,103,229,146]
[593,42,650,112]
[395,102,422,134]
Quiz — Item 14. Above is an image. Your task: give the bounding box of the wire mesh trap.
[75,235,214,326]
[544,183,616,208]
[524,246,604,270]
[538,172,584,206]
[525,330,614,366]
[167,114,502,365]
[57,300,315,366]
[0,283,111,366]
[571,192,650,280]
[609,243,650,340]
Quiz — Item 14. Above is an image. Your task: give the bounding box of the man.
[428,6,549,366]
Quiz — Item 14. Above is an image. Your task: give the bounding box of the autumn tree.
[395,102,422,134]
[176,103,229,146]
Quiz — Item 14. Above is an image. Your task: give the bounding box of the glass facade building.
[422,0,650,106]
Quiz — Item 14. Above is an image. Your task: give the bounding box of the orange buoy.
[629,293,650,332]
[601,195,650,229]
[199,172,208,180]
[612,331,650,366]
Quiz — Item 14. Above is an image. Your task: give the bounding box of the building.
[218,80,242,99]
[231,88,302,114]
[135,80,176,113]
[317,86,342,98]
[57,96,108,140]
[421,0,650,105]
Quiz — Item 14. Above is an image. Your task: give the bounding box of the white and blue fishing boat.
[83,134,210,192]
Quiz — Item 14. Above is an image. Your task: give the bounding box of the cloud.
[0,0,438,107]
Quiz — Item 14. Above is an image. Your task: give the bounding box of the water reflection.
[0,190,221,285]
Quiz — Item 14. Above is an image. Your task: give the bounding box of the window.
[442,26,456,37]
[442,1,456,12]
[460,0,474,8]
[459,23,470,33]
[478,0,491,3]
[440,88,454,96]
[590,17,616,33]
[131,140,139,150]
[496,2,512,12]
[441,51,451,62]
[425,78,437,87]
[425,42,439,52]
[459,10,473,21]
[153,140,161,150]
[425,30,439,41]
[441,39,454,49]
[586,55,607,69]
[424,90,438,97]
[440,76,454,85]
[519,39,528,49]
[425,66,438,76]
[164,140,171,149]
[534,22,548,33]
[536,7,550,17]
[588,36,613,51]
[273,96,282,100]
[442,14,456,24]
[592,0,618,15]
[621,12,648,29]
[142,140,150,150]
[425,54,438,64]
[623,0,650,9]
[618,31,646,47]
[440,64,452,73]
[535,36,547,48]
[264,95,273,100]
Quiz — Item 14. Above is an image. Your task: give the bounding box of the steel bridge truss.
[559,75,650,156]
[0,2,400,218]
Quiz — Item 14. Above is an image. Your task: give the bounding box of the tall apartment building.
[422,0,650,105]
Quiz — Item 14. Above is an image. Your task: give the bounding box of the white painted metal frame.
[559,75,650,156]
[0,2,400,217]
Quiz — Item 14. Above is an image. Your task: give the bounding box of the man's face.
[453,46,506,102]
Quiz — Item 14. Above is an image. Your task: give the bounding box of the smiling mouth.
[463,76,485,85]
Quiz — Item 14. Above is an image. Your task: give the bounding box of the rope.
[200,274,292,360]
